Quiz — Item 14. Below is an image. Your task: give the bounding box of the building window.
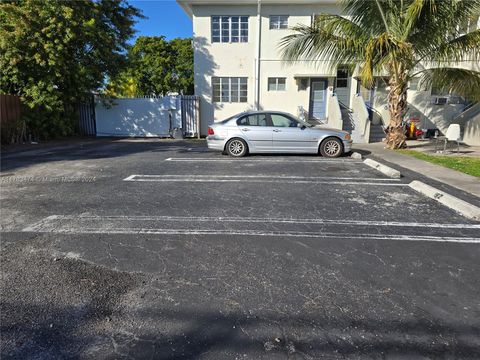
[212,77,248,102]
[211,16,248,43]
[269,15,288,29]
[336,69,348,88]
[268,77,286,91]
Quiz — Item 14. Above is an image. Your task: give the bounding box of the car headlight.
[344,133,351,140]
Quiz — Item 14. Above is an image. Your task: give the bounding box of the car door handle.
[241,128,250,131]
[273,129,281,132]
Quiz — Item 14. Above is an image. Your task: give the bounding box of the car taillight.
[208,127,214,135]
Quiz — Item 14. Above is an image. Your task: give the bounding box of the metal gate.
[181,95,200,138]
[77,96,96,136]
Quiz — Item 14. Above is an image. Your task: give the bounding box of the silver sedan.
[206,111,352,157]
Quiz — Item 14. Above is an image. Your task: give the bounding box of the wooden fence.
[0,94,21,124]
[0,94,26,144]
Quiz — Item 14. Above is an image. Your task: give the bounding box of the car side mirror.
[298,123,306,130]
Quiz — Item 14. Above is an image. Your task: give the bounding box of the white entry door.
[309,80,327,120]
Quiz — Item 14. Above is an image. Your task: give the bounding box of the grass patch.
[398,150,480,177]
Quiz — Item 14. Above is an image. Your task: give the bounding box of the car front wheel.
[320,137,343,158]
[226,138,248,157]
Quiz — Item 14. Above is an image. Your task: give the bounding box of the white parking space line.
[24,215,480,230]
[123,174,138,181]
[125,175,399,181]
[165,157,362,163]
[124,178,407,186]
[122,174,405,186]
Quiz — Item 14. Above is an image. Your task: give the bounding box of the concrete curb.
[363,158,401,179]
[409,180,480,221]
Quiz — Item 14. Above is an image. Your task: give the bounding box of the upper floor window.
[268,77,286,91]
[212,77,248,103]
[211,16,248,43]
[269,15,288,29]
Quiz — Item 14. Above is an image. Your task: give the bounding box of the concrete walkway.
[355,142,480,199]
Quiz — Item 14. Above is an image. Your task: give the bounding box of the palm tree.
[280,0,480,149]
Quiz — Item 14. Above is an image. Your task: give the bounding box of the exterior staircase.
[340,105,366,143]
[341,107,355,132]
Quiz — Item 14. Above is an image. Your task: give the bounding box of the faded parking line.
[22,215,480,243]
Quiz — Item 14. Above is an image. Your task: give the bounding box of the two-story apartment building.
[178,0,480,145]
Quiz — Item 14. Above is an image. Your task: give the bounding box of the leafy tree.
[128,36,175,96]
[104,74,138,98]
[112,36,193,97]
[170,38,194,95]
[280,0,480,149]
[0,0,141,138]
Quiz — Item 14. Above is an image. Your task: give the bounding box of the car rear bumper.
[343,139,353,153]
[206,137,225,151]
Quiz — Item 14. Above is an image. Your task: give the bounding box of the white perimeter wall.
[95,97,181,137]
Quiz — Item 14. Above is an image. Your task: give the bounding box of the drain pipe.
[254,0,262,110]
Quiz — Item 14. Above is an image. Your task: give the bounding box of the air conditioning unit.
[434,97,448,105]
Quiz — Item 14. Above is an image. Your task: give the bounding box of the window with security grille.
[267,77,286,91]
[211,16,249,43]
[212,77,248,102]
[270,15,288,29]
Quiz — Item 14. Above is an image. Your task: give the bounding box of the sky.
[130,0,193,42]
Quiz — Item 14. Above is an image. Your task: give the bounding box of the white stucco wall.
[463,112,480,146]
[95,97,180,137]
[189,1,478,136]
[192,3,343,135]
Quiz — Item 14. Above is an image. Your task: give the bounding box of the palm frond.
[417,67,480,100]
[279,15,369,72]
[402,0,434,38]
[424,29,480,65]
[408,0,480,56]
[341,0,395,36]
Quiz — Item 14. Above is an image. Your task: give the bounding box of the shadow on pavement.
[0,139,209,173]
[2,300,479,359]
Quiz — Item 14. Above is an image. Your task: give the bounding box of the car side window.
[270,114,298,128]
[237,114,269,126]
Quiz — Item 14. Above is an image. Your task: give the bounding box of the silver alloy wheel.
[228,139,245,156]
[324,139,341,157]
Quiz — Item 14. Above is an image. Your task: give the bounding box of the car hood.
[312,125,349,135]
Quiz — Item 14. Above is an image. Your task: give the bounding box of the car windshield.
[289,114,312,128]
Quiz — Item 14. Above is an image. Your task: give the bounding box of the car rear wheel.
[226,138,248,157]
[320,137,343,158]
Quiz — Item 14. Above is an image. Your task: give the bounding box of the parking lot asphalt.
[1,139,479,359]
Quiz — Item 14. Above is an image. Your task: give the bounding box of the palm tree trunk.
[385,74,408,149]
